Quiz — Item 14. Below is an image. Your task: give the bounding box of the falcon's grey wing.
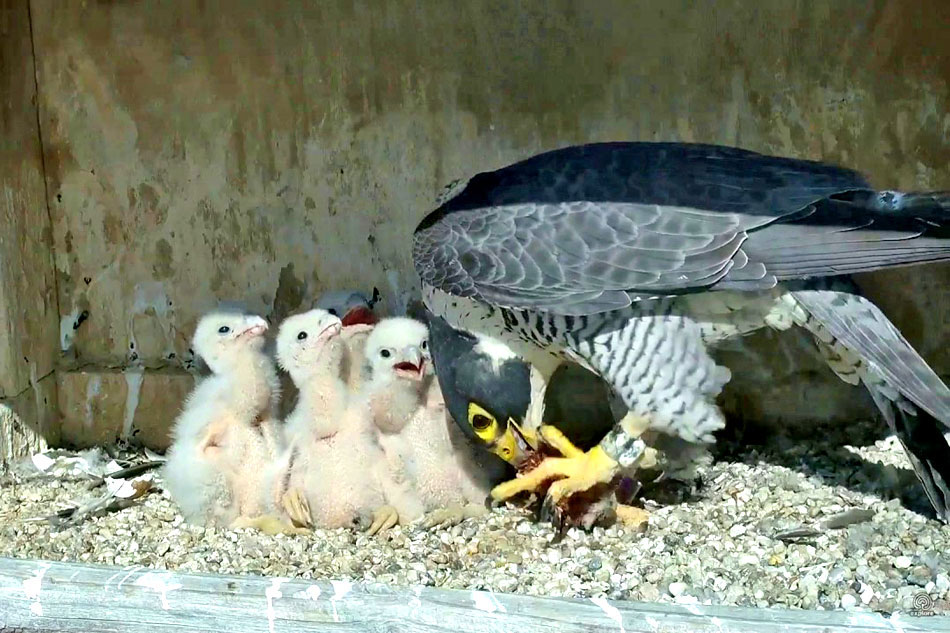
[415,200,761,314]
[792,287,950,521]
[414,142,950,316]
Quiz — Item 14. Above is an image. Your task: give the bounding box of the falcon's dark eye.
[467,403,496,434]
[297,331,308,340]
[472,414,492,431]
[380,349,391,358]
[218,326,230,334]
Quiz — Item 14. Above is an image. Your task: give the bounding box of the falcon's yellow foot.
[281,487,313,529]
[230,514,311,536]
[366,505,400,536]
[491,444,620,502]
[535,419,656,470]
[615,504,650,531]
[537,424,585,458]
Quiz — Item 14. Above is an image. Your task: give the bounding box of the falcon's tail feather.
[741,190,950,283]
[878,190,950,218]
[866,387,950,522]
[791,287,950,522]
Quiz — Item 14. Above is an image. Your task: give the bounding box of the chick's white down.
[162,312,282,527]
[363,318,493,524]
[271,309,386,529]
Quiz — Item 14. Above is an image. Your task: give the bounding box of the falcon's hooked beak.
[341,306,378,327]
[490,418,539,468]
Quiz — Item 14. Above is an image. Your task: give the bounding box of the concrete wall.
[2,0,949,449]
[0,0,60,463]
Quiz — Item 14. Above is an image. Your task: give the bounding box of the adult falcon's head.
[425,310,538,467]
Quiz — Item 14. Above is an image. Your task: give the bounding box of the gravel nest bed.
[1,420,948,616]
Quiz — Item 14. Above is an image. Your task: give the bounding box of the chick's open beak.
[394,347,425,380]
[490,418,538,468]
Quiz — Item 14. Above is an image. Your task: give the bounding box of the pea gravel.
[1,420,948,616]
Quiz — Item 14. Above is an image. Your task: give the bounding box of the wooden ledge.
[0,557,947,632]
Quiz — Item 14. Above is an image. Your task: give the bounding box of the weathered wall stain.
[21,0,950,432]
[0,0,60,448]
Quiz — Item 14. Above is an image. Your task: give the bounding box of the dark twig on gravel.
[35,479,155,527]
[85,460,163,490]
[774,508,876,542]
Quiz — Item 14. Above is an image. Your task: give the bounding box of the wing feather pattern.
[413,142,950,316]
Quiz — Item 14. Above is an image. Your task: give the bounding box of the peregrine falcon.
[412,141,950,526]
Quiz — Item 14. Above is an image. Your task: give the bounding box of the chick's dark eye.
[472,414,492,431]
[218,326,230,334]
[380,349,391,358]
[297,331,308,340]
[421,340,428,350]
[328,309,338,316]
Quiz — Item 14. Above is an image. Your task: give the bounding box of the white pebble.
[669,582,688,597]
[840,594,857,609]
[729,524,746,538]
[894,556,913,570]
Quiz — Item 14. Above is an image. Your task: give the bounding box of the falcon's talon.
[539,495,556,525]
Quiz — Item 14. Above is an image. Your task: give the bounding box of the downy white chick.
[363,317,493,532]
[270,309,387,530]
[162,312,285,528]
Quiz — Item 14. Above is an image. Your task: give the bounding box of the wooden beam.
[0,557,946,632]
